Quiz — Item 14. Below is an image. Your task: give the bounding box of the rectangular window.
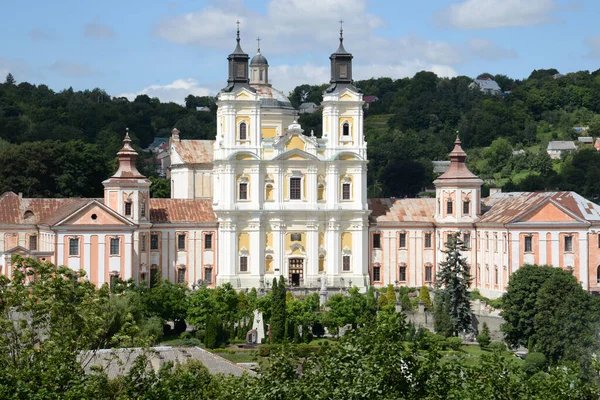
[29,235,37,251]
[463,233,471,249]
[291,233,302,242]
[425,265,433,282]
[399,233,407,249]
[494,234,498,252]
[205,233,213,250]
[69,238,79,256]
[524,236,533,252]
[177,233,186,250]
[494,267,499,285]
[424,233,432,248]
[447,201,453,215]
[240,256,248,272]
[399,265,407,281]
[504,235,508,253]
[141,234,147,252]
[150,234,159,250]
[204,267,213,283]
[342,255,351,271]
[290,177,301,200]
[110,238,120,256]
[342,183,351,200]
[486,235,489,250]
[140,201,146,218]
[239,182,248,200]
[564,236,573,252]
[124,202,132,216]
[463,200,470,214]
[373,265,381,282]
[373,233,381,249]
[177,268,186,284]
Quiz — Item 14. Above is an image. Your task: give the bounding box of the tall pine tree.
[270,276,287,343]
[436,232,472,335]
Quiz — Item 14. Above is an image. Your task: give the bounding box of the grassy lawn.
[212,351,258,363]
[455,344,522,366]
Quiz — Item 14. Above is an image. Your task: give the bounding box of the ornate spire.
[257,37,261,53]
[223,20,252,92]
[326,19,354,92]
[111,128,145,179]
[434,135,482,184]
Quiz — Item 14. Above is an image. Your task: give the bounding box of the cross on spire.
[339,19,344,40]
[257,37,261,52]
[236,20,240,41]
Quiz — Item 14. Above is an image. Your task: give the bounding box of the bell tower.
[103,129,151,223]
[434,137,483,224]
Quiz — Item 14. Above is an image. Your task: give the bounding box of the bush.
[446,337,463,351]
[430,334,448,350]
[523,352,547,375]
[195,329,206,342]
[476,333,491,348]
[400,294,412,311]
[420,286,432,309]
[488,341,506,352]
[140,316,164,343]
[180,331,193,340]
[258,344,271,357]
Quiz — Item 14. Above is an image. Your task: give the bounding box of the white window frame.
[238,176,249,201]
[340,120,352,142]
[110,237,120,256]
[288,172,304,201]
[69,237,80,256]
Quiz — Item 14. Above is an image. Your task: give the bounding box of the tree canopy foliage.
[4,68,600,200]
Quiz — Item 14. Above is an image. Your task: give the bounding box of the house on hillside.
[146,137,169,153]
[298,102,318,114]
[547,140,577,159]
[578,136,593,145]
[469,78,501,95]
[363,95,379,109]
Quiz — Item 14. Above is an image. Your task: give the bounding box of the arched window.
[342,122,350,136]
[239,121,247,140]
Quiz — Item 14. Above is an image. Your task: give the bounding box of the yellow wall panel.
[262,127,276,139]
[341,232,352,250]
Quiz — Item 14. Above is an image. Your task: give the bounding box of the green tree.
[501,264,558,348]
[436,232,472,335]
[4,73,15,85]
[270,277,286,343]
[420,286,432,309]
[204,314,220,349]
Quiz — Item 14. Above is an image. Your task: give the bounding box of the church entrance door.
[289,258,303,287]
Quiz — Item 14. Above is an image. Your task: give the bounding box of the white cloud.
[467,38,517,60]
[355,62,458,81]
[48,61,102,77]
[118,78,213,104]
[437,0,558,29]
[584,35,600,58]
[84,22,116,39]
[269,64,330,93]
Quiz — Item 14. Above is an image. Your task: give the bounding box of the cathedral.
[2,29,600,298]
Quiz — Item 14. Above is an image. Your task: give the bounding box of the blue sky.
[1,0,599,103]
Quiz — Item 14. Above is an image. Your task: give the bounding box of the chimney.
[171,128,180,142]
[489,188,502,196]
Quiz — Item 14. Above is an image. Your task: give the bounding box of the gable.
[518,202,577,223]
[285,136,305,151]
[60,203,131,226]
[340,91,359,101]
[235,91,252,100]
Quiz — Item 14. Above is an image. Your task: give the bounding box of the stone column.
[307,165,318,208]
[306,220,319,287]
[326,218,341,285]
[326,164,339,209]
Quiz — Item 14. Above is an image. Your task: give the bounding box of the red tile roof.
[369,198,436,224]
[172,140,214,164]
[150,199,216,224]
[480,191,600,224]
